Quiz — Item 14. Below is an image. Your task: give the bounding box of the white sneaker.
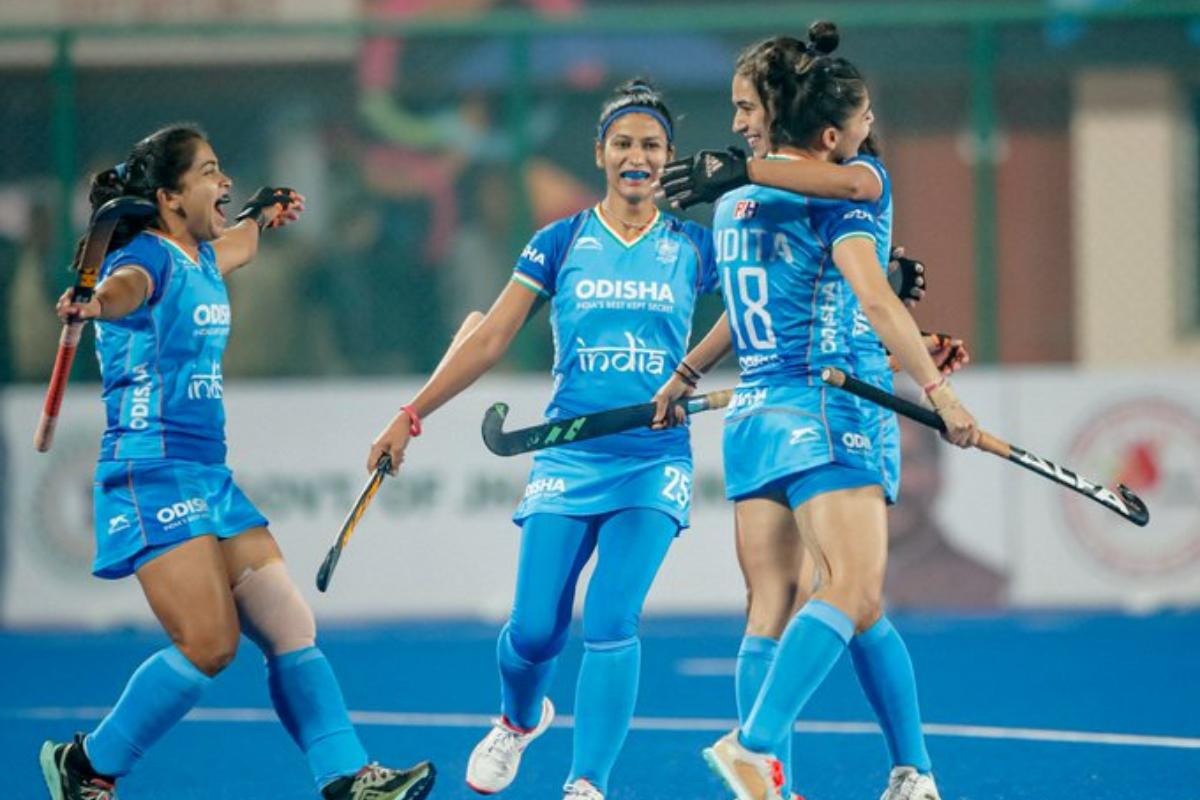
[563,778,604,799]
[702,729,785,800]
[880,766,941,800]
[465,697,555,794]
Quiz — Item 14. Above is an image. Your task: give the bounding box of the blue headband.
[597,105,673,143]
[113,162,128,180]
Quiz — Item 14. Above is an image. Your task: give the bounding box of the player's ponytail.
[81,123,207,258]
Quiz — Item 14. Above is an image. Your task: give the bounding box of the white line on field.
[7,706,1199,750]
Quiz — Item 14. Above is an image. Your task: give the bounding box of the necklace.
[600,202,656,232]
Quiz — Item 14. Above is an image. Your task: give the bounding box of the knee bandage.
[233,560,316,656]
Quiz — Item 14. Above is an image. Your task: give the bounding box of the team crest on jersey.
[734,200,758,220]
[655,236,680,264]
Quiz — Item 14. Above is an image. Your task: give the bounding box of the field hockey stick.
[820,367,1150,527]
[316,453,392,592]
[481,388,734,457]
[315,311,483,591]
[34,196,157,452]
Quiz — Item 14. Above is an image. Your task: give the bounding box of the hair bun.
[97,167,124,188]
[807,20,840,55]
[622,77,657,94]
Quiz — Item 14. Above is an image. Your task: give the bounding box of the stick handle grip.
[34,321,84,452]
[684,388,733,414]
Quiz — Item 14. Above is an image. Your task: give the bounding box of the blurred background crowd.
[1,0,1197,382]
[1,0,1197,622]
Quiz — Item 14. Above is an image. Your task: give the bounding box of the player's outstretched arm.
[660,147,882,209]
[431,310,486,381]
[747,157,882,202]
[834,236,980,448]
[367,284,539,473]
[651,311,733,428]
[213,187,306,275]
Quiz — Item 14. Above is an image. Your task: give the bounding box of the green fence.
[1,1,1196,379]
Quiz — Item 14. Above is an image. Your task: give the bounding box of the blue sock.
[569,637,640,793]
[737,635,793,795]
[267,646,368,788]
[742,600,853,753]
[498,623,558,730]
[85,646,212,776]
[850,617,932,773]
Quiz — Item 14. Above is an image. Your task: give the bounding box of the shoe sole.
[466,778,499,795]
[39,742,66,800]
[702,746,759,800]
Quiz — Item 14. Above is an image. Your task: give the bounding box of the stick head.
[74,196,159,295]
[481,402,513,456]
[1116,484,1151,527]
[315,546,341,592]
[93,195,157,225]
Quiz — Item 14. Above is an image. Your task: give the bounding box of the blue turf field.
[4,611,1198,799]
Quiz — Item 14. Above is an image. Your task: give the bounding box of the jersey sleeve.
[682,221,720,294]
[812,198,878,250]
[511,216,577,297]
[102,233,171,306]
[843,153,889,200]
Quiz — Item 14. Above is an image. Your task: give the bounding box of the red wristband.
[922,377,945,396]
[401,404,422,437]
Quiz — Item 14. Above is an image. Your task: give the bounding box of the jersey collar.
[593,204,661,249]
[146,230,201,265]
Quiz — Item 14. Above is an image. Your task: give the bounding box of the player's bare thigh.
[220,525,284,581]
[735,493,804,639]
[136,534,240,675]
[794,484,888,632]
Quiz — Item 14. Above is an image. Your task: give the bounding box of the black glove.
[235,186,296,230]
[660,147,750,210]
[887,247,925,304]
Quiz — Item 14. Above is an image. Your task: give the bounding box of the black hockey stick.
[481,388,734,456]
[35,196,157,452]
[821,367,1149,527]
[316,453,391,592]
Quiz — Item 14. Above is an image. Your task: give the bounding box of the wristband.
[925,379,959,411]
[678,359,702,380]
[401,404,422,437]
[673,368,698,389]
